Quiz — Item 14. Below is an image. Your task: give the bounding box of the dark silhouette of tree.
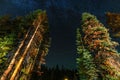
[32,65,78,80]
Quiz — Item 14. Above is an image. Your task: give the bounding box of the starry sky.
[0,0,120,69]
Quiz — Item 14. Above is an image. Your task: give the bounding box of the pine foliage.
[77,12,120,80]
[76,28,98,80]
[0,34,15,74]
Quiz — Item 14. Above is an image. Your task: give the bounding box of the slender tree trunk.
[0,28,30,80]
[10,19,42,80]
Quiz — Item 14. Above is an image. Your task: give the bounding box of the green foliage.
[25,9,43,22]
[0,33,15,72]
[104,75,118,80]
[76,28,98,80]
[21,68,28,75]
[82,12,98,22]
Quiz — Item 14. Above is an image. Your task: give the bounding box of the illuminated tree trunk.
[0,10,50,80]
[0,27,30,80]
[10,17,42,80]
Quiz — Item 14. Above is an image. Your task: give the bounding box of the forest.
[0,9,120,80]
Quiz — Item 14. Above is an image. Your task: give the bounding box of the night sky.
[0,0,120,69]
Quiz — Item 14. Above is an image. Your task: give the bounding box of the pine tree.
[80,12,120,79]
[76,28,98,80]
[106,12,120,38]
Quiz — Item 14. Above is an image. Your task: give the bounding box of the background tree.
[106,12,120,38]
